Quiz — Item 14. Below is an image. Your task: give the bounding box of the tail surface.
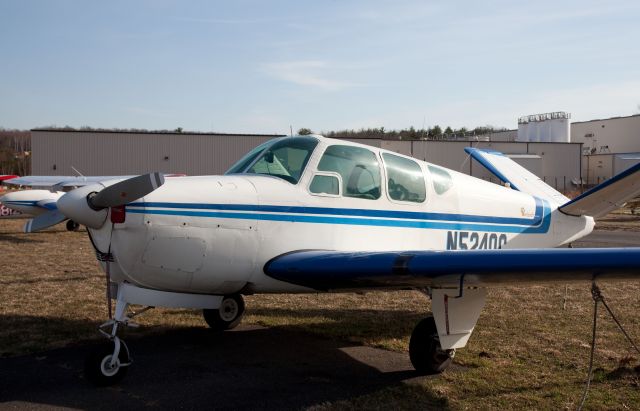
[465,148,569,204]
[559,162,640,218]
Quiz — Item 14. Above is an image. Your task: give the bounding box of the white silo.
[517,112,571,142]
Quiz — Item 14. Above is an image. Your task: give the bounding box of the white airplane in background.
[0,176,135,232]
[0,175,184,232]
[49,135,640,386]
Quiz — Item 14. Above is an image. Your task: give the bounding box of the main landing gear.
[409,316,454,374]
[203,294,245,331]
[408,287,486,375]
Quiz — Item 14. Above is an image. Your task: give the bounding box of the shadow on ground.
[0,233,45,244]
[0,318,449,410]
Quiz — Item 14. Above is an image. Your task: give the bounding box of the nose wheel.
[203,294,245,331]
[84,341,131,386]
[409,316,455,374]
[84,297,150,386]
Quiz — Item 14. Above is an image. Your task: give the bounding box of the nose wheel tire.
[409,316,454,374]
[84,343,130,386]
[203,294,245,331]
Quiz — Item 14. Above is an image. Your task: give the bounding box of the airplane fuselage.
[0,189,62,216]
[87,137,593,295]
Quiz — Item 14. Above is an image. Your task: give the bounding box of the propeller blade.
[24,210,67,233]
[89,172,164,210]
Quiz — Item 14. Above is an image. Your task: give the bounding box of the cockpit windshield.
[225,136,319,184]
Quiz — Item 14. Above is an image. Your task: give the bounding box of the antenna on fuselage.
[459,136,477,173]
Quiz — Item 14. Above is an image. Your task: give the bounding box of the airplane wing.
[465,148,569,205]
[264,248,640,291]
[559,162,640,218]
[5,174,186,189]
[4,176,137,189]
[24,210,67,233]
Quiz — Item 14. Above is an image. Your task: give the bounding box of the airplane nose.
[57,184,109,229]
[58,173,165,229]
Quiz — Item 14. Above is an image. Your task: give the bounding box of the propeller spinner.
[58,172,164,229]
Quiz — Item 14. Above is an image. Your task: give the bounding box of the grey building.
[31,129,284,176]
[31,129,583,194]
[570,114,640,185]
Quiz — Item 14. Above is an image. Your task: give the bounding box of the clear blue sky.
[1,0,639,134]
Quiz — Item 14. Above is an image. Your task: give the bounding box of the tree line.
[299,125,508,140]
[0,129,30,176]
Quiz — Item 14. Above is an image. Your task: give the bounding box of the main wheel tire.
[66,220,80,231]
[203,294,245,331]
[409,316,454,374]
[84,344,130,386]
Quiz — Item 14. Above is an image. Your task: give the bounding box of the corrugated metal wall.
[32,131,277,176]
[32,130,582,193]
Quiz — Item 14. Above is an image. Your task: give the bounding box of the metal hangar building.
[31,128,583,194]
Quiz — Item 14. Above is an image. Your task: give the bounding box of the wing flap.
[264,248,640,291]
[465,148,569,204]
[559,162,640,218]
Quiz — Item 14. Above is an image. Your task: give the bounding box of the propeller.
[88,172,164,210]
[58,172,165,229]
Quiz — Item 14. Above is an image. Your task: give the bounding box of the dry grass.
[1,217,640,409]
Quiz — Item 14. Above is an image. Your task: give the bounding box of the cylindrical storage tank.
[548,116,571,143]
[516,112,571,143]
[517,122,528,142]
[530,120,541,142]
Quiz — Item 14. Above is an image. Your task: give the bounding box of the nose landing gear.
[84,338,131,386]
[84,298,151,386]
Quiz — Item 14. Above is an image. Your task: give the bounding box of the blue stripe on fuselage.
[128,199,544,226]
[125,199,551,234]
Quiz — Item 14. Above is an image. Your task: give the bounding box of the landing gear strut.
[203,294,245,331]
[409,316,455,374]
[84,298,151,386]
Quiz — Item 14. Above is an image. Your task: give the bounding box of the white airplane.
[0,189,72,231]
[0,175,184,232]
[50,135,640,386]
[0,176,132,232]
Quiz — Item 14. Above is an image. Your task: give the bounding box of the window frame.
[225,136,319,185]
[308,171,343,198]
[315,144,383,201]
[381,152,428,205]
[427,164,454,196]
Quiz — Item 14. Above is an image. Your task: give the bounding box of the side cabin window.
[382,153,426,203]
[428,165,453,195]
[317,145,381,200]
[309,173,340,196]
[226,137,318,184]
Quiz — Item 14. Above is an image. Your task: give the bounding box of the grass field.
[1,217,640,409]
